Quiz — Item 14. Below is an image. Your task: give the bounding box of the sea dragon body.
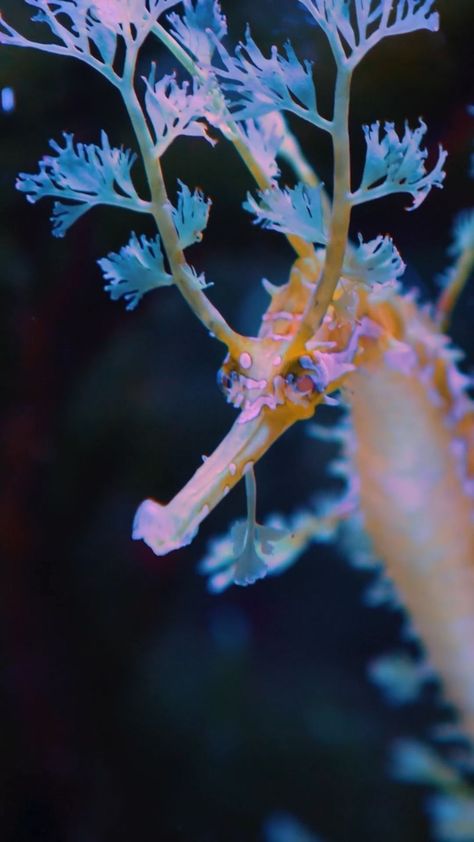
[346,288,474,740]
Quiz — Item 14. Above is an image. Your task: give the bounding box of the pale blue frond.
[212,29,330,131]
[98,231,173,310]
[429,793,474,842]
[1,1,181,75]
[0,2,89,62]
[143,66,215,156]
[198,518,267,592]
[83,1,127,64]
[34,1,181,47]
[16,131,145,236]
[368,651,430,705]
[167,0,227,63]
[449,209,474,257]
[259,510,336,574]
[239,113,285,182]
[391,739,460,788]
[351,119,447,210]
[171,180,212,249]
[84,0,183,43]
[198,529,237,593]
[264,812,326,842]
[244,183,327,244]
[182,263,210,290]
[16,132,144,237]
[343,234,405,285]
[199,518,293,592]
[199,506,336,593]
[231,521,271,587]
[298,0,439,67]
[16,131,139,199]
[50,200,91,237]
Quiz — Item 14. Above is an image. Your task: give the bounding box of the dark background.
[0,1,473,840]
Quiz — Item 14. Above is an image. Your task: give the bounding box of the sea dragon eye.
[295,373,316,394]
[284,370,316,395]
[217,366,239,393]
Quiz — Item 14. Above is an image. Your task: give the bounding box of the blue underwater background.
[0,1,473,840]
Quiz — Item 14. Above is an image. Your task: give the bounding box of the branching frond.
[343,234,405,285]
[391,739,460,788]
[167,0,227,63]
[98,231,172,309]
[199,506,339,593]
[436,209,474,327]
[368,651,431,705]
[239,114,285,182]
[171,180,212,249]
[199,518,291,592]
[198,467,292,592]
[244,182,327,244]
[211,28,331,131]
[449,209,474,258]
[16,131,148,236]
[143,66,216,155]
[181,263,210,290]
[298,0,439,67]
[351,119,447,210]
[0,1,182,76]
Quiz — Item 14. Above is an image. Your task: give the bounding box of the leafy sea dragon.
[141,2,474,759]
[2,0,474,786]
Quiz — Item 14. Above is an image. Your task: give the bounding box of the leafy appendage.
[263,813,325,842]
[143,67,215,156]
[211,29,329,131]
[167,0,227,63]
[199,518,293,592]
[199,508,337,593]
[85,0,182,41]
[351,119,447,210]
[343,234,405,285]
[391,739,460,788]
[298,0,439,67]
[428,794,474,841]
[0,1,181,75]
[181,263,210,290]
[449,209,474,258]
[98,231,172,310]
[16,131,146,237]
[436,208,474,321]
[171,181,212,249]
[239,114,285,182]
[392,740,474,839]
[368,651,430,705]
[244,182,327,244]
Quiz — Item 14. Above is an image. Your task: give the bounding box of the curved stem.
[436,244,474,331]
[152,22,315,262]
[244,464,257,541]
[285,64,353,356]
[120,57,240,351]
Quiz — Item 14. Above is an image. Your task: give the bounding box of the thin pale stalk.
[284,65,353,356]
[436,245,474,331]
[244,464,258,541]
[120,57,240,351]
[152,22,315,262]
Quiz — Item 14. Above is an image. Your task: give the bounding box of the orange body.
[347,293,474,738]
